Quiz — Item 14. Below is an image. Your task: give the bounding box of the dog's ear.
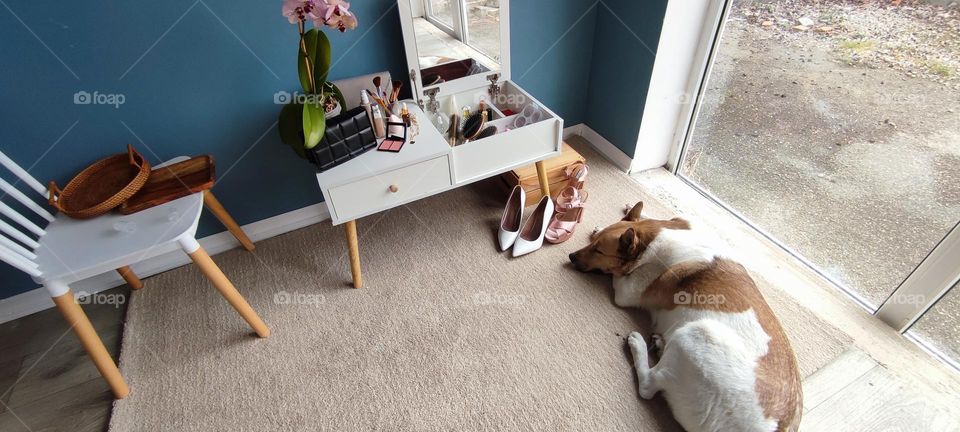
[618,227,640,258]
[624,202,644,221]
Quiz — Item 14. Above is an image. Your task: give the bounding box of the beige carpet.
[109,138,852,431]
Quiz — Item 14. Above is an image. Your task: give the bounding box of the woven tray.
[49,144,151,219]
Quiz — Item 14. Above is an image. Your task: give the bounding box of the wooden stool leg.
[344,220,362,289]
[203,190,255,251]
[50,287,130,399]
[180,238,270,338]
[116,266,143,290]
[535,160,550,198]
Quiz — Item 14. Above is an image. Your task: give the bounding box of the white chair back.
[0,151,55,277]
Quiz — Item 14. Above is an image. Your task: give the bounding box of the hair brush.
[462,110,488,140]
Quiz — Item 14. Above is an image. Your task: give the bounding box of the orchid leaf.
[302,101,326,149]
[298,28,332,93]
[278,101,306,159]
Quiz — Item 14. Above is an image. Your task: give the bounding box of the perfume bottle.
[425,91,449,132]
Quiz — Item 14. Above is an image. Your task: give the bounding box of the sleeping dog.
[569,202,802,432]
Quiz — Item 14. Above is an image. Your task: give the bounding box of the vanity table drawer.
[328,156,452,220]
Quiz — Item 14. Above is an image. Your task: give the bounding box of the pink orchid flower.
[281,0,325,24]
[319,0,358,32]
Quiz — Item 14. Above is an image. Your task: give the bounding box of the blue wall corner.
[512,1,599,126]
[585,0,669,157]
[0,0,606,299]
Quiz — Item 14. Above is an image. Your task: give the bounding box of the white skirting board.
[563,124,633,173]
[1,125,629,324]
[0,204,330,324]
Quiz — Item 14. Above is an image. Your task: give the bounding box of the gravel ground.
[680,0,960,356]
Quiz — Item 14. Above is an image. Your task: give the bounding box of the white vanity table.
[314,0,562,288]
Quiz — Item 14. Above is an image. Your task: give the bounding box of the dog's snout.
[568,253,577,264]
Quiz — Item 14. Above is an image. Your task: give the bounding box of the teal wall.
[585,0,669,156]
[0,0,609,299]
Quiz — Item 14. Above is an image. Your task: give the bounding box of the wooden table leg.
[203,190,256,251]
[51,288,130,399]
[344,220,362,289]
[116,266,143,290]
[535,160,550,198]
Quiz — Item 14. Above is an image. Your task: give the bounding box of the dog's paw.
[627,332,647,358]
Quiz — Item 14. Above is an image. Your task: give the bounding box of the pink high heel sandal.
[555,186,588,212]
[546,162,589,244]
[545,206,584,244]
[554,162,589,212]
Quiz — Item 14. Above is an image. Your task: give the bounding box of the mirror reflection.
[411,0,501,86]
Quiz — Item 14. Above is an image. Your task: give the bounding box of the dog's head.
[568,202,690,275]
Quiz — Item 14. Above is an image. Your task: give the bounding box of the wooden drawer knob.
[388,185,399,193]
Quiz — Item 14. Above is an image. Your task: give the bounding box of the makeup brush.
[390,80,403,103]
[372,76,383,99]
[366,89,390,113]
[448,114,460,146]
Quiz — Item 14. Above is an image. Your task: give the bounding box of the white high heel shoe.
[512,195,554,257]
[498,185,525,251]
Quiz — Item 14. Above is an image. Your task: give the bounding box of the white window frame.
[424,0,464,41]
[643,0,960,359]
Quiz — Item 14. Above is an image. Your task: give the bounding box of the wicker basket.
[48,144,151,219]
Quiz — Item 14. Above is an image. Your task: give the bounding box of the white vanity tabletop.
[314,102,450,189]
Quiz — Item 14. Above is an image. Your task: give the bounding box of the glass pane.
[428,0,455,28]
[679,0,960,307]
[465,0,501,62]
[908,281,960,364]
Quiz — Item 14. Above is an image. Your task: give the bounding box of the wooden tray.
[119,156,215,215]
[49,145,151,219]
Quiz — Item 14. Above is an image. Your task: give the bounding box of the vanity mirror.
[398,0,562,184]
[401,0,507,92]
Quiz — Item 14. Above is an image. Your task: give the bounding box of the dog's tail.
[777,392,803,432]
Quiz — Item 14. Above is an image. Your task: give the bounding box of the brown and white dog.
[569,203,802,432]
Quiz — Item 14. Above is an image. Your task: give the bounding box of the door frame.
[628,0,730,173]
[652,0,960,355]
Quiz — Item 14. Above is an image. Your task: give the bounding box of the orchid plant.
[278,0,358,158]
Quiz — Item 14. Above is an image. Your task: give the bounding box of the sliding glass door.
[674,0,960,367]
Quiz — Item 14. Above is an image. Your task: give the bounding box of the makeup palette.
[377,121,408,153]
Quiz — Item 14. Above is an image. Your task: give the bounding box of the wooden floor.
[0,286,128,432]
